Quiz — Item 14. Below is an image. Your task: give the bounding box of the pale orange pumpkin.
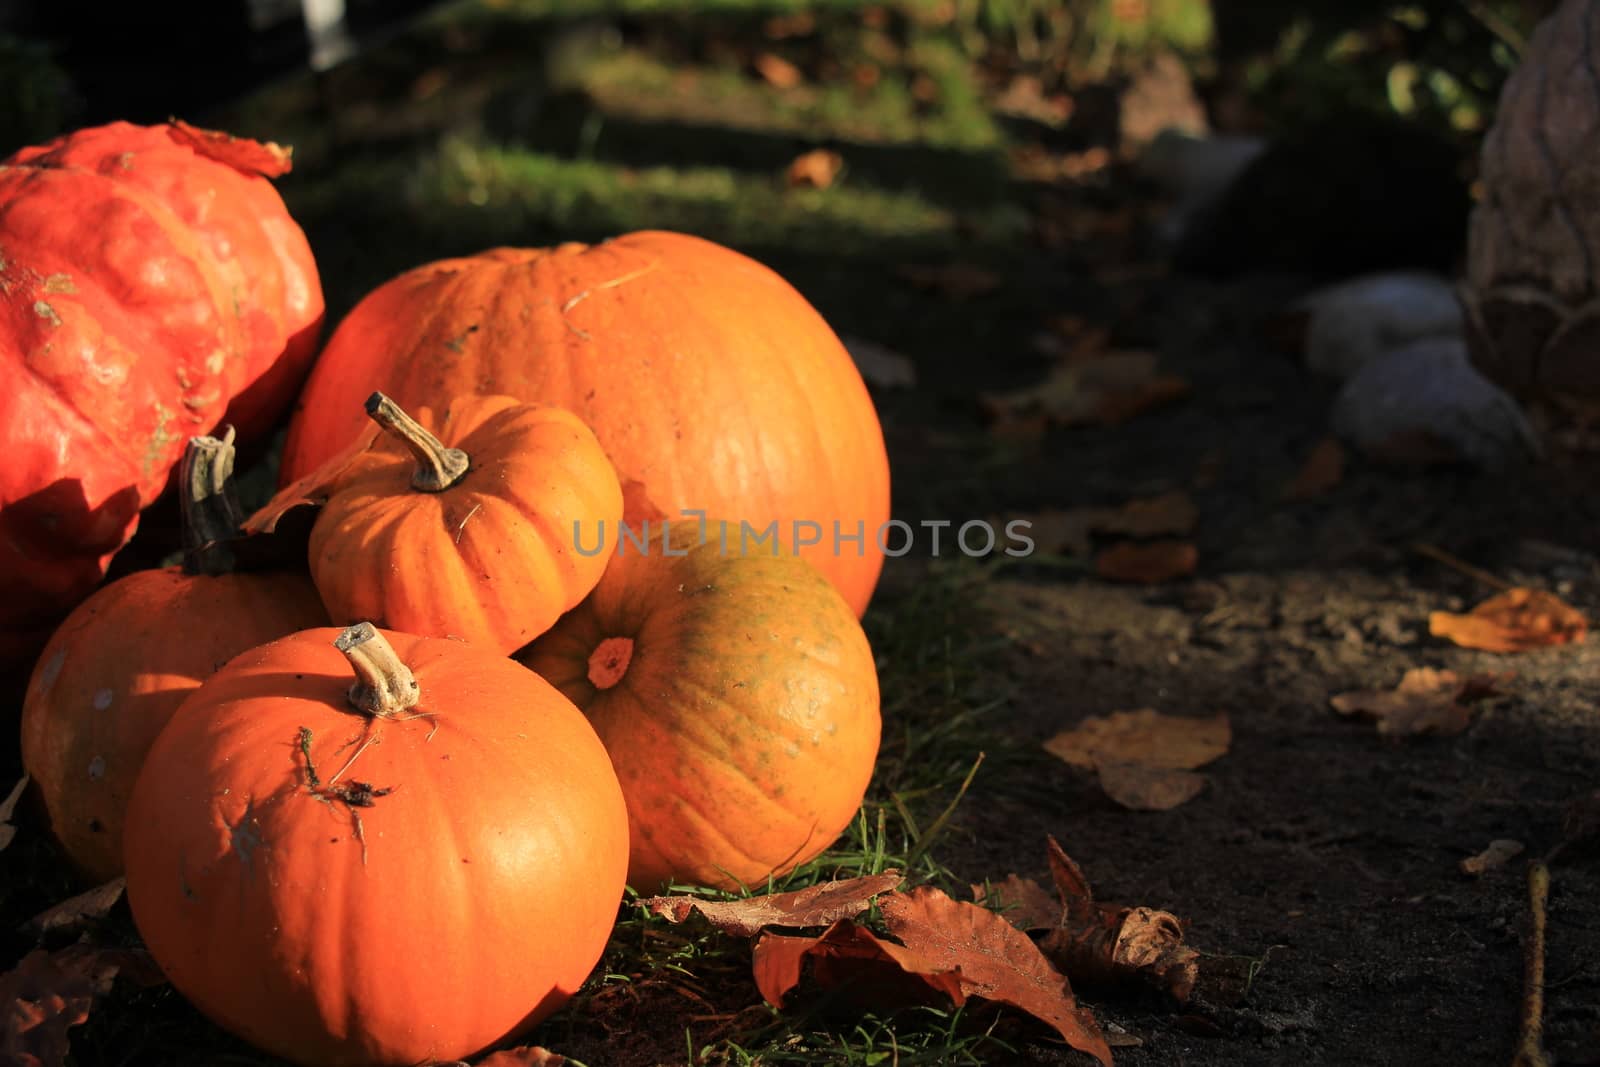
[252,391,622,654]
[123,623,630,1067]
[276,231,890,617]
[518,519,881,891]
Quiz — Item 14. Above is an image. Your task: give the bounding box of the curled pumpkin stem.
[365,391,469,492]
[335,623,420,718]
[179,428,243,576]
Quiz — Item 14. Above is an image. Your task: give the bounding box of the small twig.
[297,727,321,790]
[1511,861,1551,1067]
[561,262,659,315]
[1412,543,1515,593]
[324,730,380,790]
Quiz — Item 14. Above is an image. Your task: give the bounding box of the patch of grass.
[569,41,999,151]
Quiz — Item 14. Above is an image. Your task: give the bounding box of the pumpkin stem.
[365,392,469,492]
[588,636,634,689]
[180,428,243,577]
[335,623,420,718]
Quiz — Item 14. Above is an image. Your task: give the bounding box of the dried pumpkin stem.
[364,391,469,492]
[179,428,242,577]
[335,623,420,718]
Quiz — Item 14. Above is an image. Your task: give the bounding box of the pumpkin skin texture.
[278,231,889,617]
[21,435,329,882]
[123,625,631,1067]
[518,520,881,892]
[0,120,323,664]
[291,392,623,654]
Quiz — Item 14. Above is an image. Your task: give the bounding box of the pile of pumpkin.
[4,121,892,1066]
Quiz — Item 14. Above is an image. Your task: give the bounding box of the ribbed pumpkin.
[518,519,881,891]
[0,120,323,665]
[124,623,630,1067]
[20,432,328,882]
[277,231,889,617]
[254,391,622,654]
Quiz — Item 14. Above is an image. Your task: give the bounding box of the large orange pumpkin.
[20,432,327,881]
[0,120,323,665]
[124,623,630,1067]
[278,231,889,617]
[518,519,881,891]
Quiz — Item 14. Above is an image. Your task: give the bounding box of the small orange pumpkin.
[256,392,622,654]
[20,432,327,881]
[123,623,630,1067]
[518,519,881,891]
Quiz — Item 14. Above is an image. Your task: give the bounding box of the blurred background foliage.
[0,1,1564,154]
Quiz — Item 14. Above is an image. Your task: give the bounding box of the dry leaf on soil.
[1094,540,1198,585]
[0,945,163,1067]
[1330,668,1506,737]
[1429,588,1588,652]
[23,878,126,939]
[753,52,803,89]
[1282,437,1346,500]
[978,837,1200,1003]
[1010,492,1197,559]
[843,337,917,389]
[880,887,1112,1065]
[1461,839,1525,876]
[1094,491,1197,538]
[785,148,843,189]
[1044,709,1229,811]
[896,263,1003,301]
[640,871,903,938]
[467,1047,567,1067]
[1,774,27,853]
[981,352,1188,432]
[752,887,1113,1067]
[1094,762,1206,810]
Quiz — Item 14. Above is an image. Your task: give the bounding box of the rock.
[1297,272,1464,380]
[1137,131,1266,246]
[1330,336,1540,469]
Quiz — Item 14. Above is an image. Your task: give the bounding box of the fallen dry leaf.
[23,878,126,939]
[470,1047,567,1067]
[166,119,293,177]
[1045,709,1231,772]
[753,52,803,89]
[785,148,843,189]
[1095,762,1207,811]
[1283,437,1346,500]
[241,422,383,536]
[0,946,162,1067]
[753,919,966,1012]
[1,774,27,853]
[879,887,1112,1066]
[1429,588,1588,653]
[1330,667,1507,737]
[896,263,1003,301]
[983,838,1200,1003]
[972,875,1060,930]
[1096,491,1197,538]
[1461,839,1525,876]
[842,337,917,389]
[1045,710,1229,812]
[640,871,902,938]
[1095,540,1198,584]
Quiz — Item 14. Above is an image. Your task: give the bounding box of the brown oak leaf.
[640,871,902,937]
[1282,437,1346,500]
[1330,668,1506,737]
[0,946,163,1067]
[1429,588,1588,652]
[785,148,844,189]
[23,878,126,939]
[470,1047,567,1066]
